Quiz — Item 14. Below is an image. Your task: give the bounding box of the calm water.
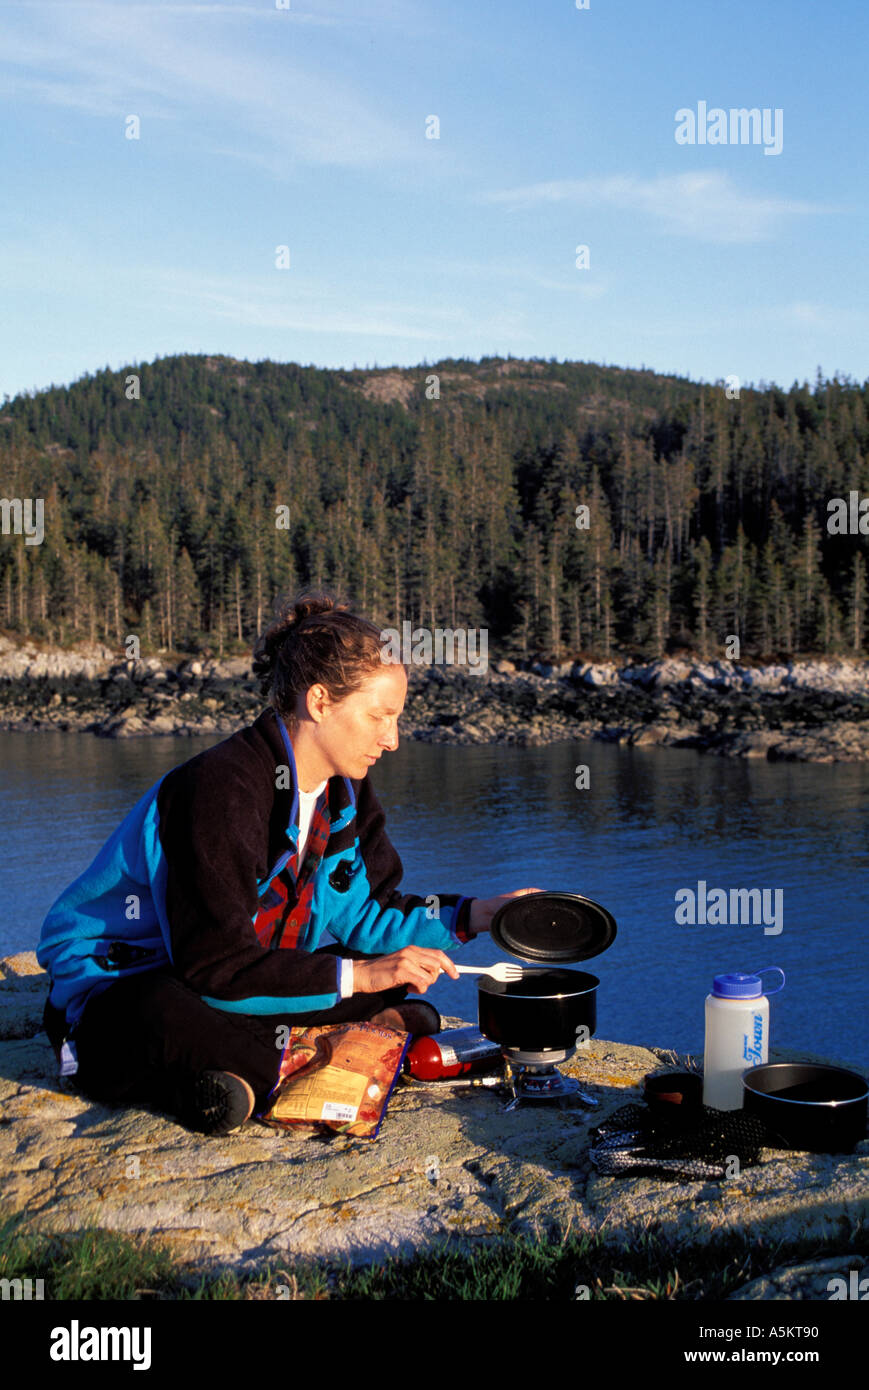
[2,729,867,1069]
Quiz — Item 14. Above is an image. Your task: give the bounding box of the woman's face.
[306,663,408,781]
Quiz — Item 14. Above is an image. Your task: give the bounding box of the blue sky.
[1,0,866,399]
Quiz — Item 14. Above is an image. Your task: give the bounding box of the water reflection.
[2,730,866,1067]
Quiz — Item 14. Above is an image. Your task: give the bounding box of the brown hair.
[252,590,388,729]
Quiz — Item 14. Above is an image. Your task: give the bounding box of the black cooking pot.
[743,1062,869,1154]
[478,967,599,1054]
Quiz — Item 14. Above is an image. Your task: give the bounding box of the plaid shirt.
[252,789,333,951]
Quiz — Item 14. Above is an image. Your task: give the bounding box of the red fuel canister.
[405,1027,502,1080]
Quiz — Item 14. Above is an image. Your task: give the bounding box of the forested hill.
[0,352,867,660]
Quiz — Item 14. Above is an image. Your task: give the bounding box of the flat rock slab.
[0,952,48,1040]
[1,956,866,1278]
[728,1256,869,1301]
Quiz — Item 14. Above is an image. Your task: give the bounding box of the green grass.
[0,1208,865,1301]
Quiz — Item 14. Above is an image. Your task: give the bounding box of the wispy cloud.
[148,265,534,341]
[768,301,868,334]
[0,0,409,21]
[479,172,830,244]
[601,298,868,355]
[429,256,608,298]
[0,242,525,343]
[0,0,421,170]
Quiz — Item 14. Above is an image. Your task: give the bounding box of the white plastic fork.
[454,963,524,983]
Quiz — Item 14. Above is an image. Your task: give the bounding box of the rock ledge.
[1,954,866,1278]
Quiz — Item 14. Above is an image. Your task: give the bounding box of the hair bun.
[290,592,345,626]
[251,589,359,694]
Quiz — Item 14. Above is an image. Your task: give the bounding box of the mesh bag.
[589,1099,771,1181]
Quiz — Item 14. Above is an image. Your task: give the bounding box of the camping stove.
[500,1046,599,1113]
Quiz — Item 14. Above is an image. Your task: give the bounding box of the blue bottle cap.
[712,972,762,999]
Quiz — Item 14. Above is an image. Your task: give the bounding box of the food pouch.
[257,1021,411,1139]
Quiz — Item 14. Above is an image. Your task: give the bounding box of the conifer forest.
[0,353,867,660]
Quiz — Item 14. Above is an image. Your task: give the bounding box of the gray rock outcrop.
[0,638,866,760]
[729,1256,869,1301]
[1,954,866,1283]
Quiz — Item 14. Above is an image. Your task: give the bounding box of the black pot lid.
[490,891,617,964]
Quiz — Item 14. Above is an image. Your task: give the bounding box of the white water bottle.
[702,968,785,1110]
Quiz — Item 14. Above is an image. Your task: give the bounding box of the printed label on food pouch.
[321,1101,358,1123]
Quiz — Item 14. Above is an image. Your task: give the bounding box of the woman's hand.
[469,886,545,936]
[352,945,459,995]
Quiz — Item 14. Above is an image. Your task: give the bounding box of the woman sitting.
[38,591,537,1134]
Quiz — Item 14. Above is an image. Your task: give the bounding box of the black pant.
[46,945,409,1114]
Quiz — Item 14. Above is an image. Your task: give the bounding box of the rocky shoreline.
[0,637,867,762]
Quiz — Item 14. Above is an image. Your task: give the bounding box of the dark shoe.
[369,999,442,1039]
[176,1070,255,1136]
